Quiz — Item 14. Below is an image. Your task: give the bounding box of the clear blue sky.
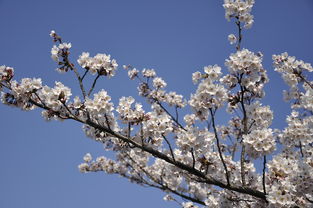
[0,0,312,207]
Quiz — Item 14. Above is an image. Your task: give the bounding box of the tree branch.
[209,108,231,186]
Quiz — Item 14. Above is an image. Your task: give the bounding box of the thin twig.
[235,19,242,51]
[88,74,101,96]
[175,106,179,122]
[191,148,196,169]
[156,100,187,131]
[209,108,230,186]
[262,155,267,195]
[127,122,131,139]
[239,84,248,186]
[162,135,176,162]
[81,69,88,81]
[299,141,304,157]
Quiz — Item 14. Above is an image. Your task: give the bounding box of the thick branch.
[26,97,267,201]
[84,117,266,201]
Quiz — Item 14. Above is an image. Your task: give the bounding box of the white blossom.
[228,33,237,44]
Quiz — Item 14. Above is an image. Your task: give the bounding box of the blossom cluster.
[243,128,275,158]
[77,52,118,77]
[124,66,186,108]
[279,111,313,148]
[2,77,42,110]
[223,0,255,29]
[116,96,145,124]
[0,65,14,82]
[266,151,313,207]
[245,101,273,130]
[190,65,227,119]
[273,53,313,112]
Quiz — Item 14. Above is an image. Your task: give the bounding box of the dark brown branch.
[81,69,88,81]
[299,141,304,157]
[235,19,242,51]
[156,100,187,131]
[162,135,176,162]
[239,84,248,186]
[191,148,196,169]
[88,74,101,97]
[209,108,230,186]
[25,97,267,201]
[126,154,205,206]
[262,155,267,195]
[84,118,266,200]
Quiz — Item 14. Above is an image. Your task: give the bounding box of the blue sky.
[0,0,313,207]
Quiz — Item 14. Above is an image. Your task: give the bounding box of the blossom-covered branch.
[1,0,313,207]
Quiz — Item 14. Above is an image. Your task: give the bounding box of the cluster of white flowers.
[265,150,313,207]
[183,114,197,126]
[182,202,199,208]
[223,49,268,100]
[279,111,313,148]
[176,127,214,155]
[189,68,227,118]
[246,101,273,129]
[78,153,126,174]
[152,77,167,89]
[127,67,139,80]
[51,42,72,63]
[225,49,264,76]
[142,110,173,141]
[142,68,156,78]
[0,65,14,81]
[85,90,114,115]
[40,81,71,110]
[228,34,237,45]
[266,153,297,207]
[165,91,186,108]
[11,78,42,97]
[2,77,42,110]
[273,52,313,85]
[243,128,275,158]
[116,96,145,124]
[223,0,255,29]
[124,65,186,109]
[77,52,118,77]
[273,53,313,112]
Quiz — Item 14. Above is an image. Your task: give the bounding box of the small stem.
[239,84,248,186]
[175,106,179,122]
[104,113,112,131]
[66,59,87,99]
[191,148,196,169]
[162,135,176,162]
[88,74,101,96]
[299,141,304,157]
[156,101,187,131]
[127,122,131,139]
[81,69,88,81]
[235,19,242,51]
[262,155,267,195]
[209,108,230,186]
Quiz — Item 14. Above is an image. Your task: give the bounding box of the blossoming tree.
[1,0,313,207]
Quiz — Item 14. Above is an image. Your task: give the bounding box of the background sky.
[0,0,313,207]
